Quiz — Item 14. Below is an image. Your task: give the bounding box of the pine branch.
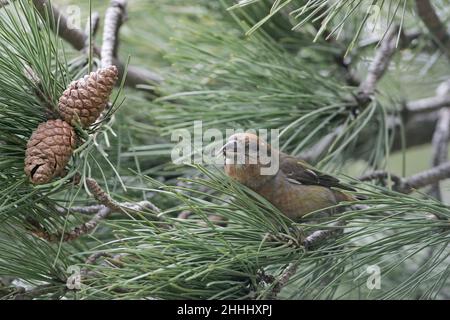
[56,205,103,215]
[10,284,63,300]
[28,0,163,87]
[359,162,450,194]
[405,94,450,114]
[31,0,86,50]
[86,178,122,212]
[266,220,346,299]
[302,221,346,250]
[429,107,450,200]
[267,262,299,300]
[29,179,161,243]
[302,87,450,164]
[301,26,410,163]
[357,26,402,104]
[31,201,162,243]
[101,0,127,68]
[415,0,450,59]
[358,30,422,50]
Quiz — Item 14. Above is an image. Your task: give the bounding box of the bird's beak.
[216,140,236,157]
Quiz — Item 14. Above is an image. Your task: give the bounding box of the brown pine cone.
[25,119,77,185]
[58,65,118,128]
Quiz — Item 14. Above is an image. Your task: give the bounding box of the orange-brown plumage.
[222,133,354,219]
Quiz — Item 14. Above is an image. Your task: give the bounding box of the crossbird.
[220,133,355,220]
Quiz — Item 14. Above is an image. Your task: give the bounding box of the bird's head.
[220,133,279,188]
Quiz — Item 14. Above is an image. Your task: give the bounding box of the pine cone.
[25,119,76,185]
[58,65,118,128]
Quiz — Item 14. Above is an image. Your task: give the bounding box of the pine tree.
[0,0,450,300]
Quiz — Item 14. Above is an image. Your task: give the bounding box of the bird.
[220,133,355,220]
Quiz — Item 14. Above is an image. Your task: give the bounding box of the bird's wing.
[280,156,355,191]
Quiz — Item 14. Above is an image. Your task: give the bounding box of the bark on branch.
[267,220,346,299]
[101,0,127,68]
[30,0,162,88]
[415,0,450,59]
[405,94,450,114]
[357,27,401,104]
[302,82,450,164]
[267,262,299,299]
[429,106,450,199]
[301,27,408,163]
[359,162,450,194]
[29,179,161,242]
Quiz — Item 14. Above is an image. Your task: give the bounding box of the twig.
[85,252,111,265]
[358,30,422,50]
[81,252,113,277]
[101,0,127,68]
[266,220,347,299]
[301,81,450,164]
[302,221,346,250]
[357,26,401,104]
[407,162,450,191]
[29,206,112,242]
[359,162,450,194]
[32,0,86,51]
[429,107,450,200]
[86,178,122,212]
[415,0,450,59]
[267,262,299,300]
[405,94,450,114]
[56,205,104,215]
[300,27,413,163]
[359,171,405,189]
[29,179,161,242]
[177,211,192,219]
[11,284,62,300]
[30,0,162,88]
[32,199,161,242]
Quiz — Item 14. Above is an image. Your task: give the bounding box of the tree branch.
[359,162,450,194]
[267,262,299,300]
[357,26,401,104]
[301,27,409,163]
[85,178,122,212]
[101,0,127,68]
[11,284,62,300]
[302,221,346,250]
[267,220,346,299]
[405,94,450,114]
[415,0,450,59]
[301,80,450,164]
[30,0,162,88]
[429,107,450,200]
[29,179,161,242]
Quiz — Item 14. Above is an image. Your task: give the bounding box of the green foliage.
[138,9,389,170]
[0,0,449,301]
[77,167,450,299]
[230,0,413,53]
[0,1,125,296]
